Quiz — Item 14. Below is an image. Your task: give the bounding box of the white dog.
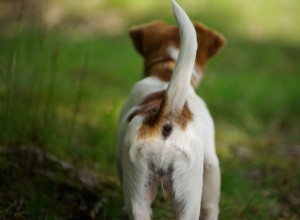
[117,0,225,219]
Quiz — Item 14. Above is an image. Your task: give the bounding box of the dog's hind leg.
[122,161,158,220]
[171,156,204,220]
[200,144,220,220]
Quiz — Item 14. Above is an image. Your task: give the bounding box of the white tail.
[166,0,198,112]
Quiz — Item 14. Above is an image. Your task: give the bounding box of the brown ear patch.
[194,22,226,66]
[129,21,225,69]
[129,21,167,57]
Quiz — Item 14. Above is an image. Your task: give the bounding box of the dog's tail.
[166,0,197,113]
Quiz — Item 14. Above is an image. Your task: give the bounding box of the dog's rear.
[117,0,225,219]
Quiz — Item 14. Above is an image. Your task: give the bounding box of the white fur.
[168,46,203,86]
[117,0,220,219]
[166,0,198,113]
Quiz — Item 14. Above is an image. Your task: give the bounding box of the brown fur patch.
[194,23,226,68]
[138,93,168,138]
[129,21,226,88]
[145,59,175,82]
[127,90,166,123]
[147,69,173,82]
[175,103,193,130]
[138,100,193,139]
[127,90,193,139]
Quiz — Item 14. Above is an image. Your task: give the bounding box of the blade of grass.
[239,189,258,218]
[67,47,88,148]
[42,42,60,145]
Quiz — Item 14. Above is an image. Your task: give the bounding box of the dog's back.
[117,0,225,219]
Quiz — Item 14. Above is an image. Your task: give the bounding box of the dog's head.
[129,21,226,86]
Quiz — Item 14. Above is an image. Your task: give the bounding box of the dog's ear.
[194,23,226,66]
[129,21,167,57]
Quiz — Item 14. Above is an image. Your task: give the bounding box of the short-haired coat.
[117,1,226,219]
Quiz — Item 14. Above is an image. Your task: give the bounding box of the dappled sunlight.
[216,123,253,160]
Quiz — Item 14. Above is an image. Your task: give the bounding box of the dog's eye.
[162,124,173,138]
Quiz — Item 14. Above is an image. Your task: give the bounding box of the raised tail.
[166,0,198,113]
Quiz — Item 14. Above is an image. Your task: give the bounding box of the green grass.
[1,1,300,219]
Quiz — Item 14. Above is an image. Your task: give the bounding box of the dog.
[117,0,225,219]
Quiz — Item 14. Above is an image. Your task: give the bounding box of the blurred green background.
[0,0,299,219]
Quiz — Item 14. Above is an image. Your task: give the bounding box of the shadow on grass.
[0,146,127,220]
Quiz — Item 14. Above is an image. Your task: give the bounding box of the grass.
[0,0,300,219]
